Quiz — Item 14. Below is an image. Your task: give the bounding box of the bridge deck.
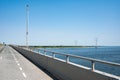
[0,46,53,80]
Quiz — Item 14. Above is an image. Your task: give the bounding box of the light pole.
[26,4,29,49]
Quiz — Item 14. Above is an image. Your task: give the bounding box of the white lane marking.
[19,67,23,71]
[22,72,27,78]
[10,48,28,79]
[17,63,20,66]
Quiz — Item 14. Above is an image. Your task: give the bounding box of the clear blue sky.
[0,0,120,46]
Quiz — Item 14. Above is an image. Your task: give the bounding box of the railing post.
[52,53,55,58]
[91,61,95,71]
[66,55,69,63]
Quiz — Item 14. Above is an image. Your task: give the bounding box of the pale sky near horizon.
[0,0,120,46]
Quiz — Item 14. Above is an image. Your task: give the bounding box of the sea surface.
[38,46,120,76]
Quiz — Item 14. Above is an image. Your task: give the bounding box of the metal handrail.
[35,49,120,71]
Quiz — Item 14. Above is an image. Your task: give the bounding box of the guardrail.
[33,48,120,71]
[11,46,120,80]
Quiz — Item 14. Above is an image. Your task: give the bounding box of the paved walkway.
[0,46,54,80]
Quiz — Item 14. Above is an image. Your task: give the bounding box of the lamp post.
[26,4,29,49]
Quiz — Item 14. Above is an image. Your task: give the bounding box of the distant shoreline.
[25,46,101,48]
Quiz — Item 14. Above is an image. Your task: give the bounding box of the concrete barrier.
[11,46,120,80]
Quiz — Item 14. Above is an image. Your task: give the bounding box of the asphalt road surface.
[0,46,53,80]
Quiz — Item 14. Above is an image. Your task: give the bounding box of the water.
[38,46,120,76]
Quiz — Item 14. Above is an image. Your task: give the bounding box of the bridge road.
[0,46,54,80]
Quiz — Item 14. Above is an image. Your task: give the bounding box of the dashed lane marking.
[22,72,27,78]
[19,67,23,71]
[10,47,28,79]
[17,63,20,66]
